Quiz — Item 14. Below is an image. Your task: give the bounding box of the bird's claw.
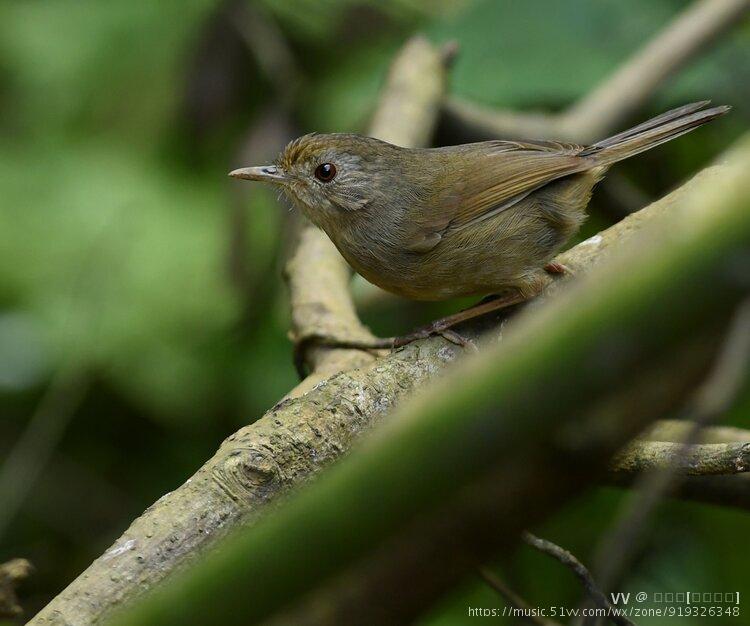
[391,324,476,352]
[544,261,574,276]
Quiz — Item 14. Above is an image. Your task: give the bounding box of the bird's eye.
[314,163,337,182]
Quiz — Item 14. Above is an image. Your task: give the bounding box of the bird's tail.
[579,101,730,167]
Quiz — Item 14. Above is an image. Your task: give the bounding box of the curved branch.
[522,533,635,626]
[561,0,750,141]
[609,422,750,510]
[444,0,750,142]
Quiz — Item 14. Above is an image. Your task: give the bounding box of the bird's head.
[230,133,401,226]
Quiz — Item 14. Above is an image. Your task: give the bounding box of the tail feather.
[587,101,711,150]
[579,101,730,166]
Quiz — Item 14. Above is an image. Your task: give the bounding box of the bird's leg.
[390,266,560,349]
[433,329,479,353]
[390,290,529,349]
[309,278,548,354]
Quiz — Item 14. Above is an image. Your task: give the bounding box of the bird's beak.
[228,165,285,183]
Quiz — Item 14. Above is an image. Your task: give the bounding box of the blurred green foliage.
[0,0,747,622]
[433,0,750,109]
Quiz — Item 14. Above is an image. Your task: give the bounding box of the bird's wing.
[406,140,590,252]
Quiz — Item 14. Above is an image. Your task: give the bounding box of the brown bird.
[230,101,728,344]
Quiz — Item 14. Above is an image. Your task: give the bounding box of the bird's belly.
[356,263,471,301]
[330,196,574,301]
[337,238,520,301]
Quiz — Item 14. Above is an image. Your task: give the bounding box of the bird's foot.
[435,329,479,353]
[297,328,476,352]
[300,289,534,357]
[292,334,391,377]
[544,261,574,276]
[390,322,477,352]
[390,290,531,349]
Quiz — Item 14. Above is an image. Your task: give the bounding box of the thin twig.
[478,567,562,626]
[522,533,637,626]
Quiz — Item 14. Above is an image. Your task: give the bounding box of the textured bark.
[612,440,750,475]
[274,333,721,626]
[610,422,750,509]
[617,420,750,476]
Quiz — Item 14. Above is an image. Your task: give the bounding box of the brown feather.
[232,102,729,301]
[407,140,592,250]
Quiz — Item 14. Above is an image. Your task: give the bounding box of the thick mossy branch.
[107,142,750,626]
[272,332,722,626]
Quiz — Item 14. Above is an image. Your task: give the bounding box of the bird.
[230,101,728,345]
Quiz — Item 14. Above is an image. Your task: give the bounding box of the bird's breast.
[325,220,472,300]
